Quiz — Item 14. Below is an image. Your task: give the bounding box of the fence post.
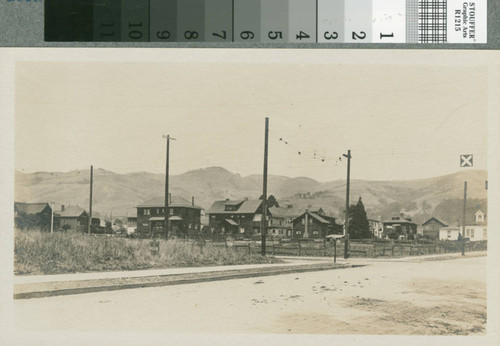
[298,241,301,256]
[334,240,337,263]
[248,242,251,255]
[391,245,395,256]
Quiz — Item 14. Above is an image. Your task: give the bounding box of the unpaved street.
[14,256,486,335]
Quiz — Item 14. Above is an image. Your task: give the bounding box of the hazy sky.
[15,51,488,182]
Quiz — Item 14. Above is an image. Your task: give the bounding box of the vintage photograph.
[2,48,498,344]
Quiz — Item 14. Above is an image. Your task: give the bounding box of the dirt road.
[13,256,486,336]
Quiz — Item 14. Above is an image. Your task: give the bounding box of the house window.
[296,231,301,235]
[240,228,245,234]
[211,215,216,219]
[466,229,470,237]
[170,209,174,215]
[447,230,451,238]
[144,209,150,216]
[301,219,305,225]
[188,223,192,229]
[471,229,474,238]
[313,231,318,235]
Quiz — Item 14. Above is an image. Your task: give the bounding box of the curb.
[14,263,362,300]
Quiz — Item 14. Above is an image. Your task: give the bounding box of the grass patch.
[14,229,282,275]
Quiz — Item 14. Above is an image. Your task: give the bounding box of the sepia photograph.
[1,48,499,345]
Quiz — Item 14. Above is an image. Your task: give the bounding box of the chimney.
[192,196,195,206]
[61,205,65,212]
[400,212,404,219]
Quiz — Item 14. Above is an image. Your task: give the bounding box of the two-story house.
[291,210,343,240]
[136,196,202,238]
[207,196,278,238]
[382,214,418,240]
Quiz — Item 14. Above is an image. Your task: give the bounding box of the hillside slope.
[15,167,487,224]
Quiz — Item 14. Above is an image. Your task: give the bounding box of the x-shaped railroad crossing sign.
[460,154,473,167]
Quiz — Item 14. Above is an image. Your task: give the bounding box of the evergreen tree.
[348,197,371,239]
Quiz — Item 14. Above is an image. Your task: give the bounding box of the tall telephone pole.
[162,135,175,239]
[88,165,93,235]
[343,150,351,259]
[461,181,467,255]
[261,117,269,256]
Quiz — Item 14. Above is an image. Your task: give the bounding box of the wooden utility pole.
[162,135,175,239]
[343,150,351,259]
[50,202,54,234]
[261,117,269,256]
[88,165,93,235]
[461,181,467,255]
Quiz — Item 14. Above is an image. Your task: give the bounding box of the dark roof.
[224,200,245,206]
[309,213,329,224]
[383,218,417,226]
[58,206,87,218]
[137,196,202,209]
[269,206,304,218]
[422,217,448,227]
[293,211,330,224]
[269,206,325,218]
[15,202,50,215]
[207,199,263,214]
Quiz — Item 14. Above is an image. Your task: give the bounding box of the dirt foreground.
[13,256,486,336]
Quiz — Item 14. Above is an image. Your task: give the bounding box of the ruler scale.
[44,0,487,44]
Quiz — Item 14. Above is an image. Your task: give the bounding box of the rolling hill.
[14,167,487,225]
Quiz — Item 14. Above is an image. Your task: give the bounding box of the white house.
[439,208,487,242]
[464,225,487,241]
[439,225,461,241]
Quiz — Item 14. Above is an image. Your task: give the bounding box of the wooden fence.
[206,238,487,258]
